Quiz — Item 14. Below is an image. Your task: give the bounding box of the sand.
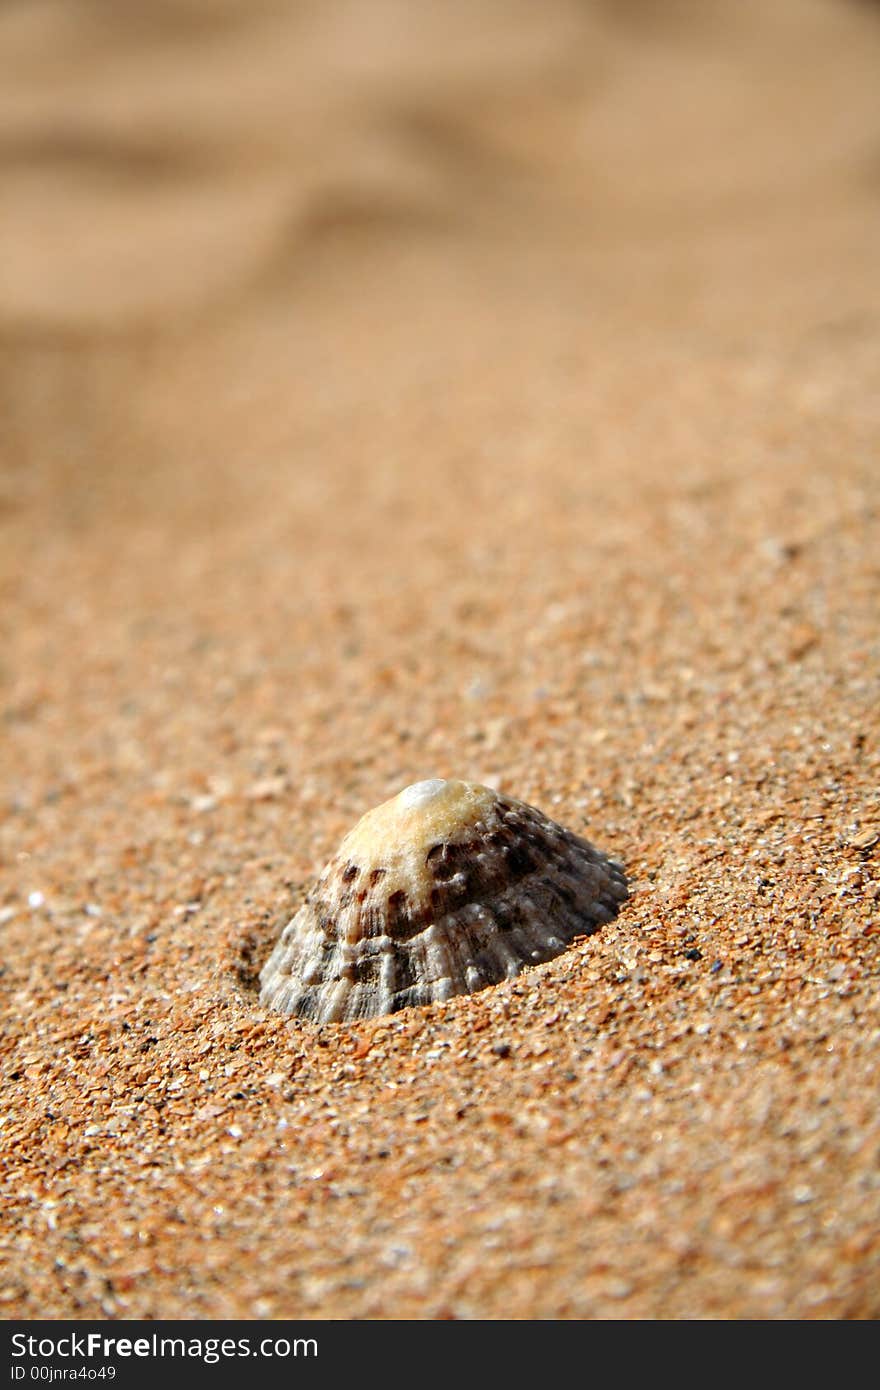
[1,0,879,1319]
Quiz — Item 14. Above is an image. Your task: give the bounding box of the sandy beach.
[1,0,879,1318]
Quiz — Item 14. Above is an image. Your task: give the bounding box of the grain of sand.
[1,0,879,1319]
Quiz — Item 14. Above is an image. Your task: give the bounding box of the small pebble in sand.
[259,778,627,1024]
[848,827,878,852]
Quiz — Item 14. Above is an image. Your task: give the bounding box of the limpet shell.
[259,778,627,1024]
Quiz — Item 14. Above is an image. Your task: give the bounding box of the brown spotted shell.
[259,778,627,1024]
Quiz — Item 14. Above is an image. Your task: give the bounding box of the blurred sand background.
[1,0,879,1319]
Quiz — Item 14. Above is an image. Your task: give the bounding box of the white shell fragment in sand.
[259,778,628,1024]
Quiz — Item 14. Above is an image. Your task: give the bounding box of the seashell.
[259,778,627,1024]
